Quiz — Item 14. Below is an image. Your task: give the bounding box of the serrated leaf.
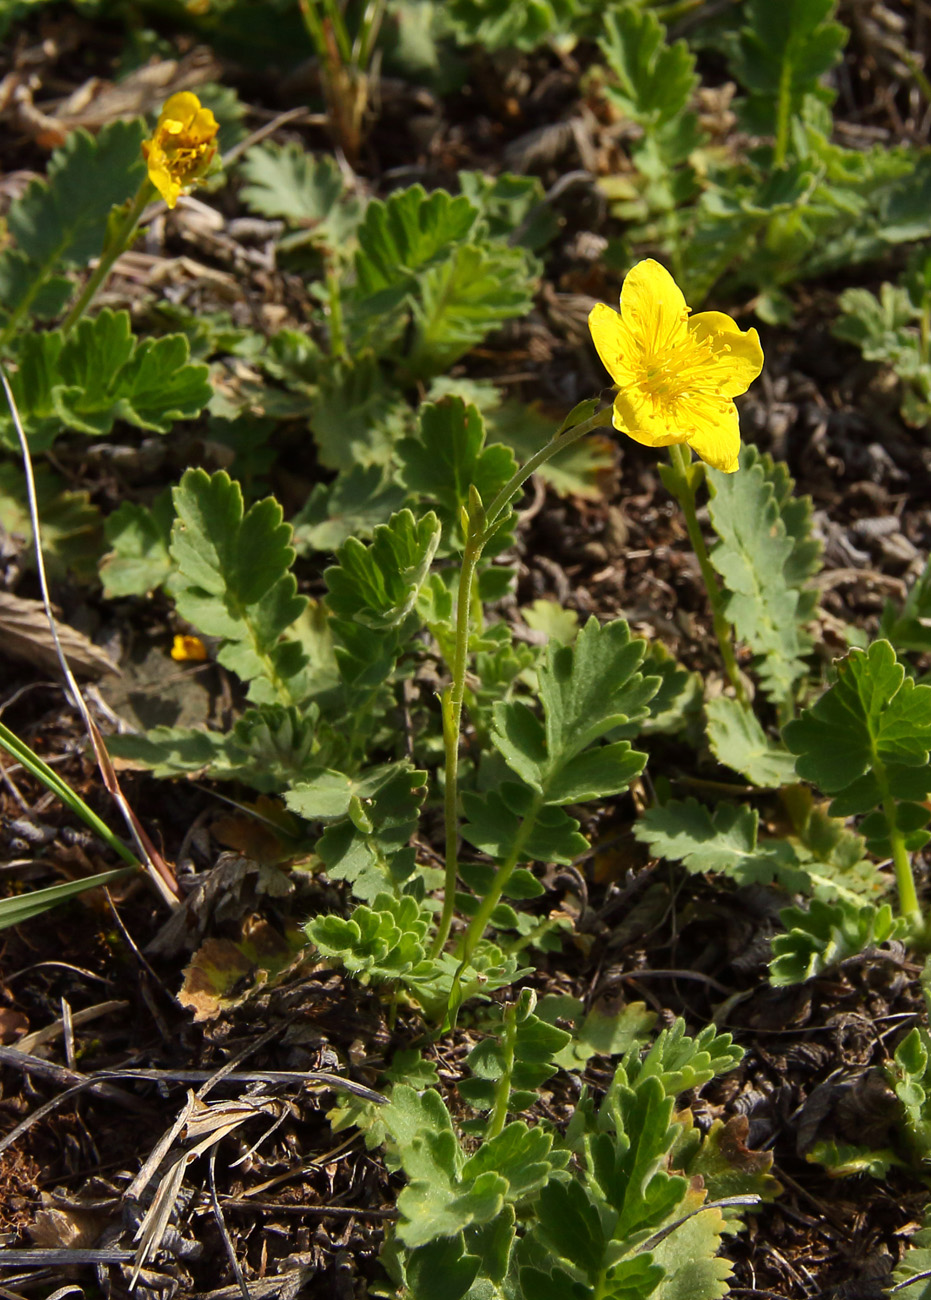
[601,5,698,128]
[730,0,848,136]
[635,798,810,892]
[769,898,903,985]
[0,248,72,324]
[99,491,175,598]
[629,1021,744,1096]
[291,464,407,554]
[783,640,931,804]
[1,310,212,451]
[107,705,321,791]
[461,784,588,865]
[0,462,102,581]
[650,1201,732,1300]
[405,1236,480,1300]
[298,763,426,900]
[707,447,807,706]
[325,508,441,630]
[170,469,307,703]
[407,240,537,377]
[354,184,478,299]
[705,697,797,787]
[7,118,146,272]
[491,618,655,802]
[239,143,343,224]
[397,397,517,548]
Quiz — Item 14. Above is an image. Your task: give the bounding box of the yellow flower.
[142,92,219,209]
[588,259,763,474]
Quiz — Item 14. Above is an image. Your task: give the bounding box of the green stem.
[486,1005,518,1140]
[455,797,543,966]
[482,407,615,539]
[60,179,155,336]
[876,774,922,924]
[326,264,346,359]
[431,526,483,957]
[430,406,614,961]
[666,442,748,705]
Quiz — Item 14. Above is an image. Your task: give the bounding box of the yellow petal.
[619,259,690,356]
[611,390,684,448]
[687,312,764,398]
[588,302,625,385]
[143,146,182,208]
[160,91,204,127]
[682,395,742,473]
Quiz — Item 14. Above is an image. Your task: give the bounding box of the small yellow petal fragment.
[587,260,764,473]
[171,634,208,662]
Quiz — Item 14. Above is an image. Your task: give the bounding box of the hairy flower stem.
[486,1003,518,1140]
[61,179,156,337]
[875,754,922,924]
[446,797,543,1023]
[430,406,615,959]
[666,442,749,706]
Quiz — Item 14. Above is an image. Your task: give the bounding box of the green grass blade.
[0,866,136,930]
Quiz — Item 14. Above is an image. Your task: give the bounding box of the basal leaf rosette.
[142,92,219,209]
[588,259,763,472]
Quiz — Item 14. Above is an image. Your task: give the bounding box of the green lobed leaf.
[491,617,656,803]
[783,640,931,812]
[461,782,588,866]
[296,763,426,901]
[99,491,175,598]
[706,447,808,707]
[600,5,698,129]
[627,1021,744,1097]
[635,798,810,892]
[354,184,478,300]
[769,898,904,986]
[239,143,343,226]
[0,462,102,581]
[705,697,798,787]
[107,705,322,791]
[291,464,407,555]
[170,469,308,703]
[397,397,517,549]
[0,248,72,325]
[324,508,441,631]
[7,118,146,274]
[1,310,213,451]
[407,240,538,378]
[729,0,848,137]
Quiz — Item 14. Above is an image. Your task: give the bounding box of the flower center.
[637,334,717,406]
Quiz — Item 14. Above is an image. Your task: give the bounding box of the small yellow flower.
[171,634,208,663]
[142,91,219,209]
[588,259,764,474]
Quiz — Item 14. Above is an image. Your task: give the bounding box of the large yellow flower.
[588,259,763,473]
[142,92,219,209]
